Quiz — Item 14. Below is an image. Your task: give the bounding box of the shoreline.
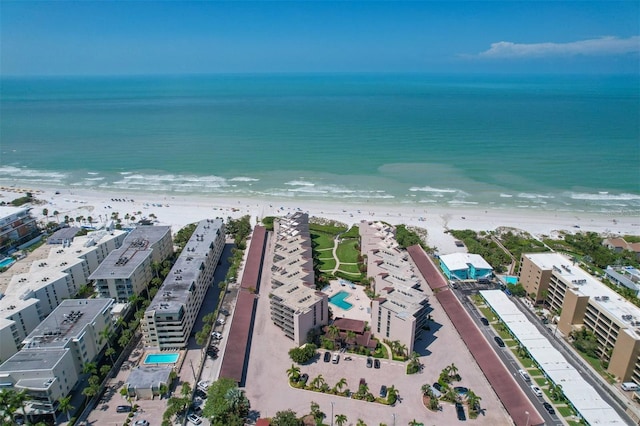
[1,182,636,255]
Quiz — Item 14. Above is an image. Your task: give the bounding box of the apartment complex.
[439,252,493,281]
[360,221,429,354]
[0,299,113,415]
[603,237,640,261]
[0,206,40,255]
[521,252,640,382]
[0,229,126,362]
[269,213,328,345]
[90,226,173,302]
[143,219,224,349]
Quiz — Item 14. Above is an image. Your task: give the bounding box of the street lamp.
[525,410,530,426]
[392,413,396,426]
[330,402,334,426]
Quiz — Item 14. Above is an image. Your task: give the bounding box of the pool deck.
[323,279,370,322]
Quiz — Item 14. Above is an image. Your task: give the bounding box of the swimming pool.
[0,257,15,269]
[504,275,518,285]
[143,353,179,364]
[329,291,353,310]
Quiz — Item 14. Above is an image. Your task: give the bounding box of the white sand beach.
[2,183,637,254]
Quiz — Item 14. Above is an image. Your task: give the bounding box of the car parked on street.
[134,420,149,426]
[332,353,340,364]
[542,402,555,415]
[433,382,443,392]
[220,308,230,316]
[374,359,380,369]
[530,385,543,397]
[324,351,331,362]
[480,317,489,326]
[494,336,505,347]
[518,369,531,382]
[116,406,131,413]
[366,357,373,368]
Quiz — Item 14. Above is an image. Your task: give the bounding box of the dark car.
[366,357,373,368]
[542,402,555,415]
[494,336,505,347]
[455,402,466,421]
[379,385,388,398]
[299,373,309,385]
[454,386,469,394]
[194,389,207,399]
[480,317,489,326]
[117,405,132,413]
[324,351,331,362]
[220,308,230,316]
[374,359,380,369]
[433,382,443,392]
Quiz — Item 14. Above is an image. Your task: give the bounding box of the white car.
[530,385,543,397]
[197,380,210,391]
[216,318,226,325]
[211,331,222,340]
[187,414,203,425]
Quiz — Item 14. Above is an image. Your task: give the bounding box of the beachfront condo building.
[90,226,173,302]
[522,252,640,383]
[0,206,40,256]
[0,299,114,417]
[0,229,126,362]
[142,219,224,349]
[269,213,328,345]
[359,221,430,354]
[439,252,493,281]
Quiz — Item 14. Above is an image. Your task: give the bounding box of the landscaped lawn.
[342,226,360,238]
[477,306,498,322]
[534,376,548,386]
[319,258,336,270]
[496,327,514,341]
[312,232,335,251]
[338,263,361,274]
[310,222,348,235]
[557,406,575,417]
[336,239,360,263]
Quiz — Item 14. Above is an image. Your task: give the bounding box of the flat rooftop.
[271,283,325,313]
[147,219,223,314]
[377,285,427,317]
[439,252,492,271]
[481,289,628,425]
[526,252,640,333]
[21,299,113,350]
[0,348,68,373]
[126,365,172,389]
[89,226,169,279]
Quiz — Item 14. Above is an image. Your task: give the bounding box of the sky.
[1,1,639,76]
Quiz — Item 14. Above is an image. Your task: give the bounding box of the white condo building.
[143,219,224,349]
[0,299,113,416]
[0,229,126,362]
[90,226,173,302]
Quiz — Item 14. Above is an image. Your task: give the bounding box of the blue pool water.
[0,257,15,268]
[329,291,353,310]
[143,353,179,364]
[505,276,518,285]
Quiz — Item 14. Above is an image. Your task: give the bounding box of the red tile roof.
[333,317,366,333]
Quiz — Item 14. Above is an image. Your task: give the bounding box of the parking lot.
[242,237,513,425]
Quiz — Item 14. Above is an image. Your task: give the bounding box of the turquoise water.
[143,353,179,364]
[505,276,518,285]
[330,291,353,310]
[0,257,15,268]
[1,74,638,213]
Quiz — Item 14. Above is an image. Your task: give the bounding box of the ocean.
[1,73,638,213]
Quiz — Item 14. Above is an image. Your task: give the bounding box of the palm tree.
[397,343,408,358]
[225,388,250,416]
[421,383,433,397]
[466,389,482,413]
[286,364,301,382]
[333,377,348,394]
[120,386,132,406]
[449,362,459,380]
[82,362,97,377]
[57,395,74,422]
[310,401,324,423]
[335,413,348,426]
[409,420,421,426]
[180,382,192,398]
[345,330,357,347]
[356,419,367,426]
[82,383,99,404]
[9,390,29,424]
[310,375,325,391]
[327,325,340,343]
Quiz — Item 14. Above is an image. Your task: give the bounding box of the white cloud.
[477,36,640,58]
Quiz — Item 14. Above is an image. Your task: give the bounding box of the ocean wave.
[447,200,479,205]
[499,193,513,198]
[229,176,260,182]
[0,166,67,180]
[570,192,640,201]
[284,180,315,187]
[409,186,457,193]
[517,192,554,199]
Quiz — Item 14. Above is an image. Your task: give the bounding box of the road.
[454,284,636,426]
